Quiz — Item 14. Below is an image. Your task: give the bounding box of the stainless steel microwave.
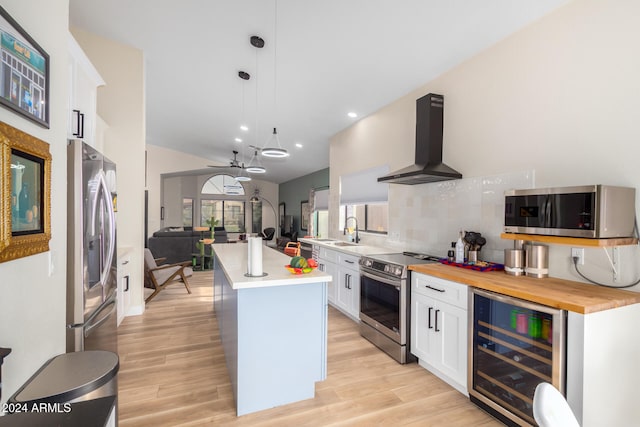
[504,185,636,238]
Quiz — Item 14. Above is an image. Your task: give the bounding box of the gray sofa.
[147,227,204,265]
[147,227,228,265]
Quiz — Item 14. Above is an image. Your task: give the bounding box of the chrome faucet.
[344,216,360,243]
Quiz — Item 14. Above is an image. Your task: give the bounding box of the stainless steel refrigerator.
[66,140,118,354]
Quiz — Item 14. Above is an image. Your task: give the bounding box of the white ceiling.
[69,0,568,184]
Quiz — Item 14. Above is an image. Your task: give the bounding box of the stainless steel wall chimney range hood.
[378,93,462,185]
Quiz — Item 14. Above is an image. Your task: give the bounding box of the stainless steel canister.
[525,244,549,278]
[504,249,525,276]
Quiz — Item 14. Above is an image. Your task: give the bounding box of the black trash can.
[7,351,118,421]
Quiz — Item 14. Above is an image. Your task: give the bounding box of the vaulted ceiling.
[69,0,569,183]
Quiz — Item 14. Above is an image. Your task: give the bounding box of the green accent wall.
[279,168,329,236]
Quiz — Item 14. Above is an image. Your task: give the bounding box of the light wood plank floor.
[117,271,502,426]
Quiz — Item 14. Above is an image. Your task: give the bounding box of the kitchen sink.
[314,238,336,242]
[332,242,358,247]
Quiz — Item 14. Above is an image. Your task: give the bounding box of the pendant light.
[261,0,290,158]
[246,148,266,174]
[238,70,250,133]
[235,163,251,182]
[235,71,252,181]
[246,36,268,173]
[261,127,289,158]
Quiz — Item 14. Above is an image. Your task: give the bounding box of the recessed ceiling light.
[295,143,303,148]
[240,125,249,131]
[235,137,242,143]
[347,112,358,118]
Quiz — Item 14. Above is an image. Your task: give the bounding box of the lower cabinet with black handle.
[411,272,468,395]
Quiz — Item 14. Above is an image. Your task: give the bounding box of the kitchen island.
[212,243,332,416]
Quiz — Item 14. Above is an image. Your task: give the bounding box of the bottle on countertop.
[448,242,456,262]
[455,231,465,263]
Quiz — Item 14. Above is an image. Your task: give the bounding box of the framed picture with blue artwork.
[0,6,50,128]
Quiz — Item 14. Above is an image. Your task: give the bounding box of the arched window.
[200,174,246,232]
[201,174,245,195]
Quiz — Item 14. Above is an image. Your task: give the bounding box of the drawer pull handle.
[435,309,440,332]
[425,285,445,293]
[344,260,355,264]
[428,307,433,329]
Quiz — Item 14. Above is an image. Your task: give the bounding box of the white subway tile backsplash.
[388,170,534,262]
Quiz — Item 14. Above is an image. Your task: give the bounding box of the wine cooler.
[468,288,566,426]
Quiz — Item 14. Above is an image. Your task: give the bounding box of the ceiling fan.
[208,150,246,169]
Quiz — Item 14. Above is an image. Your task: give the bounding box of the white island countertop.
[213,243,332,290]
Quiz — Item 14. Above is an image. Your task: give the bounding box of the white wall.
[0,0,69,403]
[146,144,279,238]
[146,145,213,236]
[70,29,147,316]
[330,0,640,290]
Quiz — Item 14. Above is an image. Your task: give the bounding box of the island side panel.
[213,253,223,315]
[236,282,328,416]
[219,264,239,401]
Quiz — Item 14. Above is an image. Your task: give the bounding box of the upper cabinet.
[68,33,105,146]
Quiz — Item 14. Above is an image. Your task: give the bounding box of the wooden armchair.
[144,248,192,303]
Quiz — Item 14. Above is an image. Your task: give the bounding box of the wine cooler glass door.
[469,288,566,426]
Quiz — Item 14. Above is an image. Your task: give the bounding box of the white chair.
[533,382,580,427]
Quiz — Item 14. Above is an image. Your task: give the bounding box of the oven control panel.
[360,258,405,279]
[385,264,404,277]
[360,252,438,280]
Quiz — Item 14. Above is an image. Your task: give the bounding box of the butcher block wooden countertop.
[409,263,640,314]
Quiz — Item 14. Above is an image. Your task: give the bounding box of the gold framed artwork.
[0,121,51,263]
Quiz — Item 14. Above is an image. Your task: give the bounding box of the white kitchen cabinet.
[318,246,338,264]
[335,252,361,320]
[411,272,468,395]
[68,33,105,146]
[318,247,361,320]
[117,246,133,326]
[318,246,338,304]
[318,258,337,304]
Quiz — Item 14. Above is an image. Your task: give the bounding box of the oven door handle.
[361,270,401,289]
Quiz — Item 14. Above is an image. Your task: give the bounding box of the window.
[201,200,245,232]
[198,174,246,232]
[223,200,245,232]
[339,165,389,234]
[314,189,329,238]
[339,204,388,234]
[182,198,193,227]
[201,174,245,196]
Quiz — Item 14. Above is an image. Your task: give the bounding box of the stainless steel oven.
[359,252,439,364]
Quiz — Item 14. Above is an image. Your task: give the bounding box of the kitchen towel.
[247,236,263,276]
